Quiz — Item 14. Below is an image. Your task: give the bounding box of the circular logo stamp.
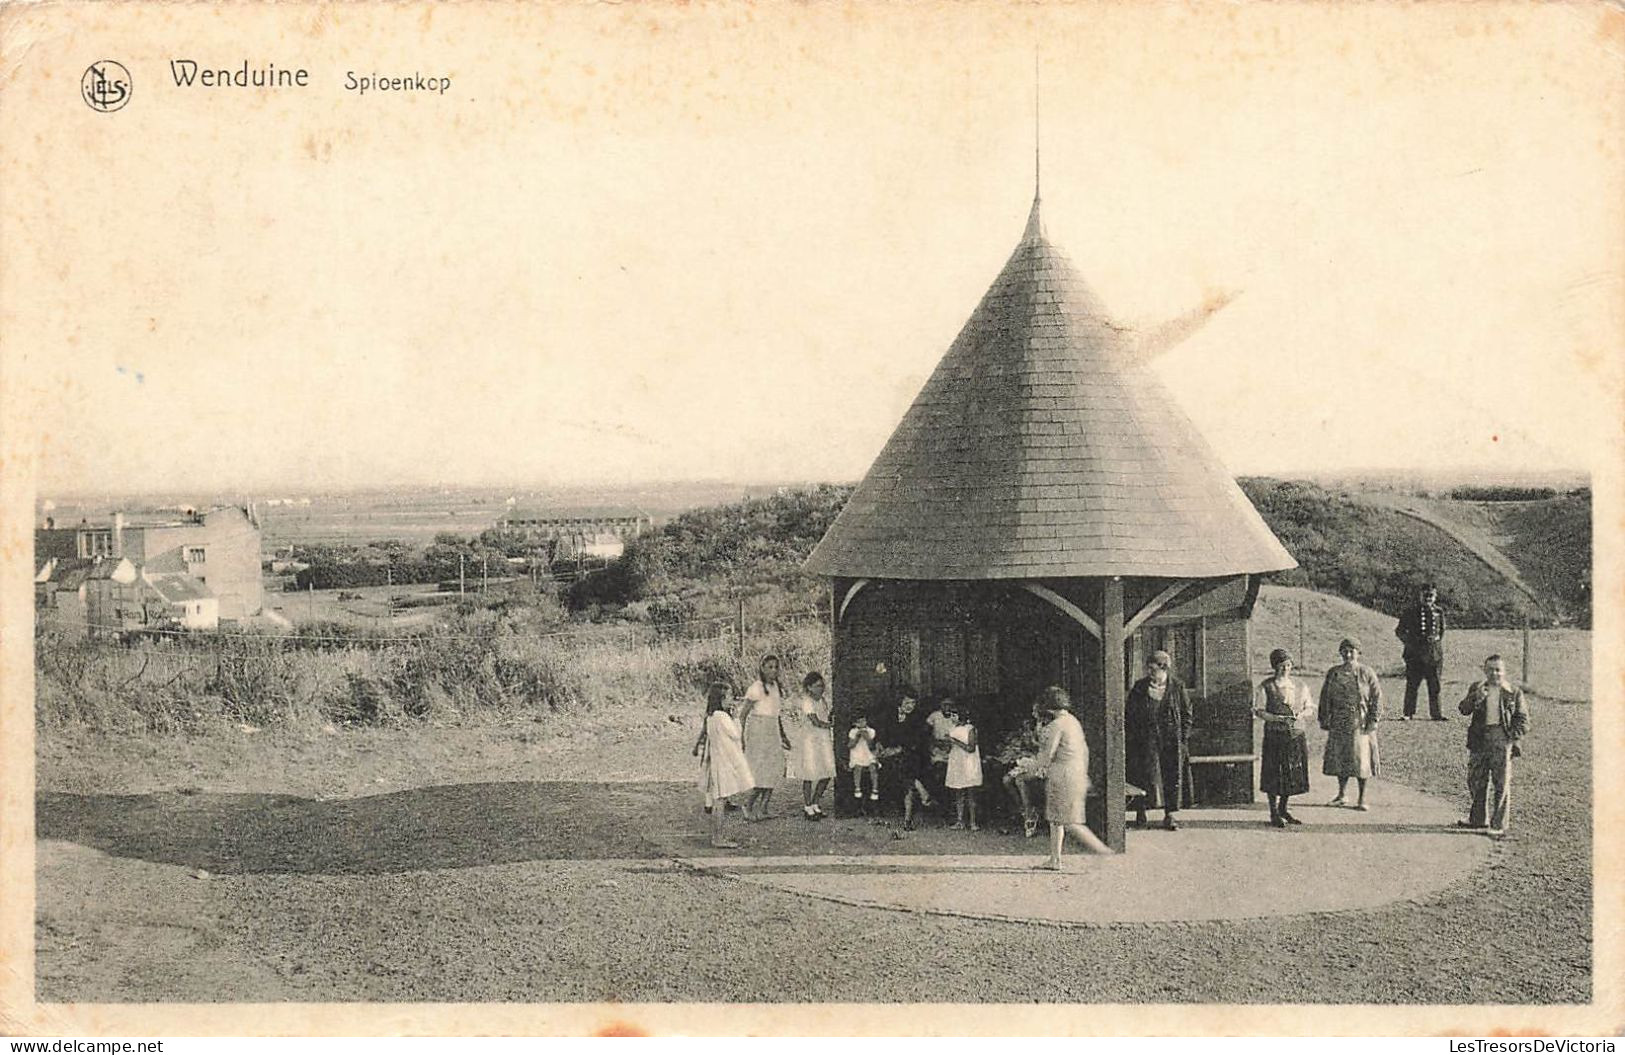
[81,60,132,113]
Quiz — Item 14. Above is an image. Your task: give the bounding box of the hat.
[1149,650,1172,669]
[1339,637,1362,652]
[1268,648,1292,668]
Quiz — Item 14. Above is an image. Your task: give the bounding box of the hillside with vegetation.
[568,478,1589,630]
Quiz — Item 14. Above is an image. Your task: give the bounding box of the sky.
[5,3,1622,496]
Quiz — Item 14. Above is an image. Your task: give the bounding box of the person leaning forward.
[1456,654,1529,837]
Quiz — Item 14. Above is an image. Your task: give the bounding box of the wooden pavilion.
[803,193,1296,851]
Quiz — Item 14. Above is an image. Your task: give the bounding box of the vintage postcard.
[1,0,1621,1037]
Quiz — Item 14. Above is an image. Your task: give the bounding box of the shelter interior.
[829,574,1261,834]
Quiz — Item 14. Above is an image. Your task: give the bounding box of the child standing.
[695,681,754,849]
[793,672,837,820]
[847,713,881,811]
[944,703,983,831]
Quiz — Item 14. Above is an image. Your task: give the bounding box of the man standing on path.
[1456,654,1530,837]
[1395,584,1448,721]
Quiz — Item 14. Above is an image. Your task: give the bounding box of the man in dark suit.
[1455,654,1529,837]
[1395,584,1448,720]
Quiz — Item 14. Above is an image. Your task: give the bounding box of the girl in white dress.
[944,702,984,831]
[791,671,837,820]
[737,654,790,821]
[694,681,753,849]
[847,714,881,810]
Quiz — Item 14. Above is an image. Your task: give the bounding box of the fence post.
[1522,616,1532,688]
[1297,602,1306,669]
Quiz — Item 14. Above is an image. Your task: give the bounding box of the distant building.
[138,573,219,630]
[495,507,652,560]
[36,505,263,624]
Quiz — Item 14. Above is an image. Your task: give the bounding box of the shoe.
[853,790,863,798]
[1271,815,1285,828]
[1398,716,1412,722]
[970,824,981,832]
[811,804,825,817]
[1023,818,1039,838]
[1487,827,1506,838]
[1431,716,1450,722]
[1282,812,1303,825]
[1455,820,1488,830]
[1133,814,1149,830]
[1327,797,1347,807]
[869,793,880,802]
[1354,803,1370,812]
[950,821,965,830]
[1163,815,1180,832]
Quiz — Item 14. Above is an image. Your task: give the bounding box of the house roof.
[38,557,95,589]
[804,196,1297,581]
[144,572,214,603]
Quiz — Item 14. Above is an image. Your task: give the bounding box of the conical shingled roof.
[804,197,1296,581]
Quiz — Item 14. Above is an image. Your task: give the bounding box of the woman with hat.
[1256,648,1314,827]
[1125,650,1193,831]
[1318,637,1383,810]
[1032,685,1114,868]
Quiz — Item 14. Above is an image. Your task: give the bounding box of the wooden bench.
[1188,753,1257,766]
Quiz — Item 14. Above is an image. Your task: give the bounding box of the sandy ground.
[32,677,1591,1005]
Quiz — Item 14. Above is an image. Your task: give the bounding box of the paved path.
[675,773,1492,926]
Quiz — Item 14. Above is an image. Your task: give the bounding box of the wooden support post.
[1522,617,1532,688]
[1101,576,1127,853]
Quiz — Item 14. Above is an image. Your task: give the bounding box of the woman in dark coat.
[874,686,931,830]
[1125,650,1192,831]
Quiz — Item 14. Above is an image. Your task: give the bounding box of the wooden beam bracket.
[1020,582,1101,640]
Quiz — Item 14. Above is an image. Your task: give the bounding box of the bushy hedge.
[566,484,850,618]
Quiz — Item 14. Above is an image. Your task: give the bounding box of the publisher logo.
[82,60,132,112]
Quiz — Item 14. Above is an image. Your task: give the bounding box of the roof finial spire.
[1034,47,1042,201]
[1023,47,1046,243]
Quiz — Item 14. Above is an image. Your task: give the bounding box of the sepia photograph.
[1,0,1621,1037]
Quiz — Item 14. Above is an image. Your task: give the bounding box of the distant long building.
[495,506,652,560]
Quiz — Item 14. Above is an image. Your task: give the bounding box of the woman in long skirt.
[1125,650,1192,831]
[695,682,754,848]
[1256,648,1313,827]
[1319,637,1383,810]
[790,671,837,820]
[1033,686,1114,868]
[737,654,791,821]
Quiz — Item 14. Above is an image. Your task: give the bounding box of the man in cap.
[1394,584,1448,721]
[1455,654,1530,837]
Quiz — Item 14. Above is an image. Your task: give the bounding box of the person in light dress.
[694,682,753,849]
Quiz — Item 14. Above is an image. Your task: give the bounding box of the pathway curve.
[672,773,1493,927]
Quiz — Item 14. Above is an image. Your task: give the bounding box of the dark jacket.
[1458,681,1530,752]
[1395,601,1447,665]
[1125,676,1193,809]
